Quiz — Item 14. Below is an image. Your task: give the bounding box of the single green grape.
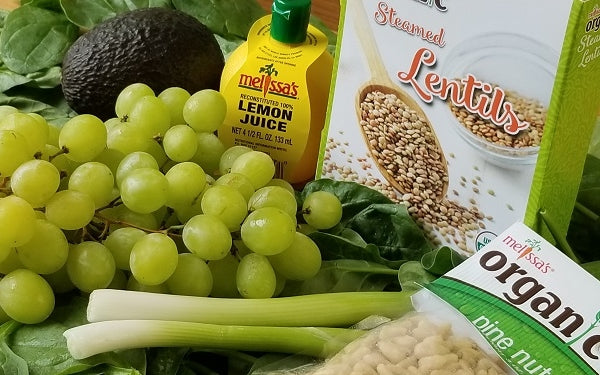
[162,124,198,162]
[230,150,275,189]
[0,248,22,275]
[297,222,318,235]
[302,190,343,230]
[158,86,190,126]
[103,227,147,270]
[183,89,227,133]
[100,204,159,231]
[236,253,276,299]
[0,130,32,177]
[218,145,252,175]
[207,252,240,298]
[45,190,95,230]
[144,139,169,167]
[66,241,116,293]
[126,275,169,293]
[130,233,179,286]
[164,161,206,208]
[214,173,256,203]
[240,207,296,256]
[182,214,232,260]
[265,178,295,194]
[173,192,205,224]
[127,95,171,137]
[0,269,55,324]
[46,123,61,147]
[16,219,69,275]
[59,114,107,162]
[115,83,155,119]
[0,243,11,264]
[247,185,298,219]
[106,120,154,156]
[106,268,128,290]
[201,185,248,232]
[0,195,37,247]
[120,167,168,214]
[104,117,123,132]
[0,112,49,155]
[0,105,18,117]
[166,253,213,296]
[191,132,225,176]
[93,147,125,177]
[68,162,115,207]
[43,263,76,294]
[10,159,61,208]
[115,151,159,188]
[268,232,322,281]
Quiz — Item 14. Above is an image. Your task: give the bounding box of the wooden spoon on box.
[350,1,448,202]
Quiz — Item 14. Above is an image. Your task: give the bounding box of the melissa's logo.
[586,4,600,32]
[501,235,551,273]
[237,64,299,99]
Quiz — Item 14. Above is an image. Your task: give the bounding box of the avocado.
[61,7,225,120]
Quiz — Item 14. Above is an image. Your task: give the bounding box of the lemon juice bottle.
[219,0,333,186]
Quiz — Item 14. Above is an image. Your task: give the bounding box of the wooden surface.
[0,0,341,31]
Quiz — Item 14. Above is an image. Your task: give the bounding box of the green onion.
[87,289,415,327]
[63,320,365,359]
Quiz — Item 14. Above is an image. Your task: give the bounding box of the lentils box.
[317,0,600,254]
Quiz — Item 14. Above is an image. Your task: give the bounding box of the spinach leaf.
[567,154,600,262]
[172,0,266,39]
[3,294,146,375]
[146,347,189,375]
[59,0,171,30]
[20,0,63,13]
[582,261,600,280]
[280,259,400,296]
[308,230,405,269]
[344,203,433,262]
[300,180,435,268]
[0,321,28,375]
[299,179,393,223]
[0,89,76,125]
[397,261,436,291]
[420,246,466,276]
[0,5,78,74]
[0,65,31,92]
[0,64,62,92]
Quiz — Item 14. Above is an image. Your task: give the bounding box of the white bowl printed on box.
[440,32,560,168]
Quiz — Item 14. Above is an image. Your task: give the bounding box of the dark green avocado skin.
[61,7,225,120]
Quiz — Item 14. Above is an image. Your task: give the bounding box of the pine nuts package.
[317,0,600,256]
[305,310,512,375]
[262,222,600,374]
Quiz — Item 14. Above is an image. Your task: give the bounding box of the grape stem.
[93,212,184,238]
[95,197,123,212]
[48,147,68,161]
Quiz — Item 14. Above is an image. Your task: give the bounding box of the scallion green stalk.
[87,289,414,327]
[63,320,365,360]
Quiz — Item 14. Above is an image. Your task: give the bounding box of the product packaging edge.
[422,221,600,374]
[317,0,600,255]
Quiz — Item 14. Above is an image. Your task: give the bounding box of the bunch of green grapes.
[0,83,344,325]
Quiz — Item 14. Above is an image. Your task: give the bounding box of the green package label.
[425,222,600,374]
[427,279,594,374]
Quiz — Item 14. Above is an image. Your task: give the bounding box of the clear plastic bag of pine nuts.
[260,290,515,375]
